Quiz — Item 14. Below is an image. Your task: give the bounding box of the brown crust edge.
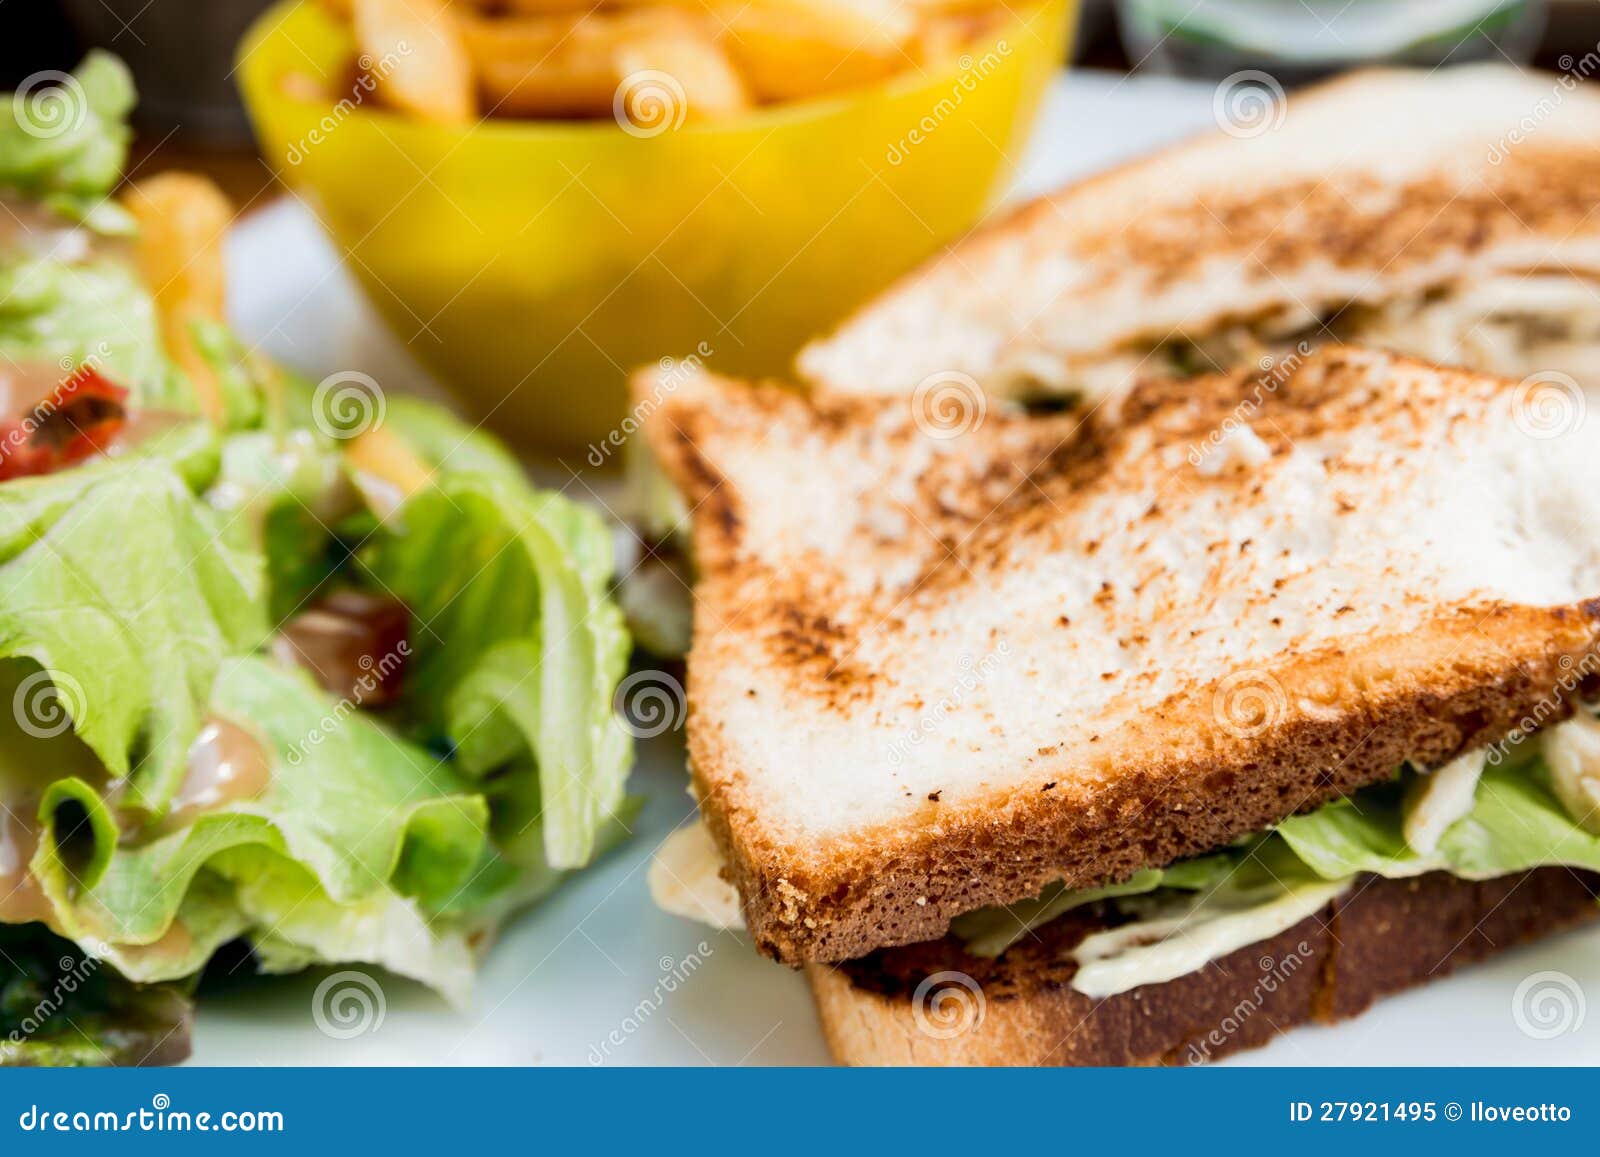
[709,622,1599,963]
[807,868,1600,1066]
[642,367,1600,965]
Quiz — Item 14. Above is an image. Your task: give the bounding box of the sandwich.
[798,65,1600,404]
[621,65,1600,662]
[0,56,634,1065]
[641,344,1600,1065]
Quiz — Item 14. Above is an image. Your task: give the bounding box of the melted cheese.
[1403,747,1486,855]
[1541,714,1600,834]
[648,820,744,931]
[1069,879,1352,998]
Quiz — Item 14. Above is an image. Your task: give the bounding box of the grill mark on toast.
[1069,154,1599,295]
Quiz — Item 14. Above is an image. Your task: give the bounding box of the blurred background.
[9,0,1599,460]
[8,1,1597,151]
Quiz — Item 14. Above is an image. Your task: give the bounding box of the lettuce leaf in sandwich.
[0,55,636,1065]
[953,741,1600,999]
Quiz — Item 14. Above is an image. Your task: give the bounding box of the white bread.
[641,346,1600,963]
[798,66,1600,400]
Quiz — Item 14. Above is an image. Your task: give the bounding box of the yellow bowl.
[237,0,1073,458]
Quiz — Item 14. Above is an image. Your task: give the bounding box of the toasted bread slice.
[798,66,1600,400]
[808,868,1600,1066]
[641,346,1600,964]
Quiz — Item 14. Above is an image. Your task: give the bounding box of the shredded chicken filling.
[999,271,1600,402]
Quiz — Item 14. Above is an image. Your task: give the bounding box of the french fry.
[326,0,1010,119]
[347,0,505,16]
[616,33,750,121]
[474,58,613,117]
[907,7,1007,69]
[461,6,710,60]
[499,0,604,13]
[122,174,233,422]
[903,0,1005,11]
[345,424,432,503]
[352,0,477,123]
[457,12,571,69]
[465,8,744,120]
[714,0,913,103]
[465,13,621,117]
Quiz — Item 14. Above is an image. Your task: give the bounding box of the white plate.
[202,70,1600,1066]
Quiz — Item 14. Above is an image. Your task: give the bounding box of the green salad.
[0,55,634,1065]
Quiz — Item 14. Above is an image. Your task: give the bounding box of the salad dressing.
[0,715,269,932]
[157,718,272,834]
[0,802,51,924]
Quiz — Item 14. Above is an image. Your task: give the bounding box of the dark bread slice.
[807,868,1600,1066]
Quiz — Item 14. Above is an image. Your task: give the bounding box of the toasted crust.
[808,868,1600,1066]
[640,347,1600,964]
[797,66,1600,398]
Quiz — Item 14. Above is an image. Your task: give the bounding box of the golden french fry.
[715,0,913,103]
[122,173,233,422]
[908,7,1008,68]
[345,424,432,502]
[466,14,620,117]
[332,0,996,120]
[738,0,917,51]
[474,59,612,118]
[499,0,603,13]
[459,8,706,66]
[457,12,570,69]
[352,0,476,123]
[466,9,744,121]
[902,0,1004,11]
[616,34,750,121]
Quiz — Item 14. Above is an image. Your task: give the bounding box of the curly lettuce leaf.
[1275,753,1600,882]
[0,55,206,413]
[27,656,500,1002]
[0,255,194,411]
[0,433,267,811]
[207,423,350,622]
[957,752,1600,962]
[190,318,270,431]
[359,405,633,870]
[0,52,134,210]
[0,52,639,1035]
[953,856,1239,958]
